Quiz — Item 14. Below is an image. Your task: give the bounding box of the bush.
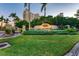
[66,28,77,32]
[23,29,77,35]
[5,24,15,35]
[5,29,12,34]
[12,29,15,34]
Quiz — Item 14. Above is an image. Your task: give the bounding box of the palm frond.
[0,16,4,21]
[24,3,27,7]
[9,13,16,17]
[41,3,47,12]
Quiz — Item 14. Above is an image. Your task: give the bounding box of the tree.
[0,16,4,21]
[15,20,28,32]
[39,16,53,24]
[4,18,9,25]
[66,17,79,27]
[54,16,71,29]
[0,16,5,30]
[46,16,53,24]
[31,16,53,27]
[74,9,79,19]
[39,16,46,23]
[14,16,20,23]
[53,16,79,29]
[31,19,42,27]
[15,20,28,29]
[24,3,31,30]
[9,13,20,22]
[41,3,47,16]
[9,13,16,19]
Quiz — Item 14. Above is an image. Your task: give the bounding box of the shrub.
[12,28,15,34]
[66,28,77,32]
[5,28,12,34]
[23,29,77,35]
[5,24,15,35]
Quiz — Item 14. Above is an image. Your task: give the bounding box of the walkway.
[65,42,79,56]
[0,31,21,39]
[0,31,4,37]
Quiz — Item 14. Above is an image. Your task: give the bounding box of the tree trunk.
[44,6,46,16]
[28,3,31,30]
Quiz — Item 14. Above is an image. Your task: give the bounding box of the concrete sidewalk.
[65,42,79,56]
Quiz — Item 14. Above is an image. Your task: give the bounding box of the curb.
[0,34,21,39]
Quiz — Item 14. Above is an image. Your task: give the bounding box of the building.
[0,21,15,28]
[58,12,64,17]
[34,23,58,30]
[23,8,39,22]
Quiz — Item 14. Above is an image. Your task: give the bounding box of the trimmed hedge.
[23,29,77,35]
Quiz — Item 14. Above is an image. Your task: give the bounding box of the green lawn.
[0,35,79,56]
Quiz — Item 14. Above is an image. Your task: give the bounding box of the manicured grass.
[0,35,79,56]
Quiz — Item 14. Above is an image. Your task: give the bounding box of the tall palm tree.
[24,3,31,30]
[41,3,47,16]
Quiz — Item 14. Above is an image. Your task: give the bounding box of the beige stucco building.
[23,8,39,22]
[0,20,15,28]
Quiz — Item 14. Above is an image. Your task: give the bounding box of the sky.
[0,3,79,20]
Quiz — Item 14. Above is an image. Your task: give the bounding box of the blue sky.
[0,3,79,19]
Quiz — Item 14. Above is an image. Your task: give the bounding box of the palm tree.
[0,16,5,21]
[41,3,47,16]
[9,13,20,23]
[24,3,31,30]
[9,13,16,19]
[5,18,9,23]
[74,9,79,19]
[15,16,20,22]
[9,13,16,22]
[0,16,5,30]
[9,13,20,31]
